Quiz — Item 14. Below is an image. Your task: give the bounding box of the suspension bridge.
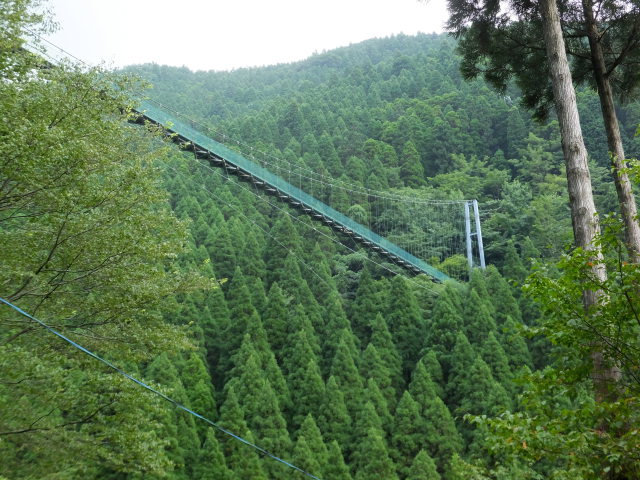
[132,100,486,282]
[25,36,486,283]
[9,38,491,480]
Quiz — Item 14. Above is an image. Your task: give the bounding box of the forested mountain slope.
[3,24,638,479]
[128,34,640,269]
[118,33,639,479]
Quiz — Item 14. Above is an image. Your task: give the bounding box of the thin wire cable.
[170,163,332,291]
[179,159,440,293]
[21,39,461,282]
[141,93,467,204]
[0,296,325,480]
[25,31,460,285]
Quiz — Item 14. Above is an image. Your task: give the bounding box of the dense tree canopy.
[0,4,208,477]
[2,3,639,478]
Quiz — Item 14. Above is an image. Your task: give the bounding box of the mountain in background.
[126,33,639,269]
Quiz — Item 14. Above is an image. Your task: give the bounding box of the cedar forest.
[1,1,639,479]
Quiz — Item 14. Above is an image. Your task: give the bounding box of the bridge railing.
[136,100,451,282]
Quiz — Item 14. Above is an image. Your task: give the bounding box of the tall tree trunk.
[539,0,614,402]
[539,0,602,261]
[582,0,640,263]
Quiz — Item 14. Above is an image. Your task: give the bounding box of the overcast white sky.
[43,0,449,72]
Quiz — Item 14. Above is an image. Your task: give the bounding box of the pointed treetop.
[406,449,441,480]
[325,440,353,480]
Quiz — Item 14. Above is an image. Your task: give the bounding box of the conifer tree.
[265,214,303,287]
[193,215,212,249]
[321,131,345,176]
[361,343,396,410]
[175,195,203,220]
[349,267,385,344]
[209,222,237,281]
[330,332,365,419]
[242,307,274,361]
[185,380,217,444]
[225,344,291,460]
[294,360,327,428]
[301,132,320,155]
[175,412,202,480]
[263,349,293,414]
[500,315,534,369]
[291,435,323,480]
[224,267,253,317]
[228,350,262,412]
[282,327,319,377]
[462,289,497,347]
[201,285,231,387]
[502,240,529,283]
[370,312,404,392]
[319,376,353,449]
[445,332,477,409]
[325,440,354,480]
[245,275,268,317]
[181,353,217,442]
[350,400,388,470]
[201,199,225,229]
[400,140,427,187]
[229,333,290,410]
[295,415,330,476]
[364,377,394,434]
[484,265,522,324]
[408,359,463,472]
[286,303,321,358]
[454,357,511,450]
[330,178,353,212]
[250,383,292,480]
[175,296,209,352]
[147,354,187,399]
[480,332,514,391]
[418,350,445,399]
[279,253,325,333]
[226,215,247,250]
[262,282,289,358]
[237,227,266,279]
[305,244,338,307]
[175,241,199,278]
[468,269,492,308]
[193,429,236,480]
[219,267,262,379]
[218,386,269,480]
[386,275,426,378]
[353,428,400,480]
[424,284,464,377]
[283,328,324,428]
[406,450,441,480]
[352,400,385,442]
[146,354,202,478]
[145,354,189,477]
[202,228,219,260]
[391,391,426,477]
[322,298,359,375]
[216,185,243,221]
[321,289,352,346]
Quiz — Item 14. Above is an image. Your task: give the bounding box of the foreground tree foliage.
[0,3,208,477]
[446,0,640,260]
[454,217,640,478]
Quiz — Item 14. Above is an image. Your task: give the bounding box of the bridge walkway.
[134,100,451,282]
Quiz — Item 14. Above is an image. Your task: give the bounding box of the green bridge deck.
[134,100,451,282]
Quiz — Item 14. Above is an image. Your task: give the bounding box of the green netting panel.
[137,100,451,283]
